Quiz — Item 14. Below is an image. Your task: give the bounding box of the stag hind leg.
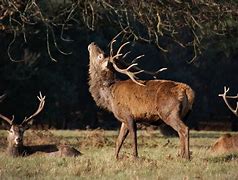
[115,122,129,159]
[164,114,190,160]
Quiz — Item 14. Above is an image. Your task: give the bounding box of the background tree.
[0,0,238,130]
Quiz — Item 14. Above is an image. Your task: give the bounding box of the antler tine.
[132,54,144,63]
[130,64,167,79]
[21,92,46,125]
[109,28,128,57]
[110,39,116,57]
[0,114,14,125]
[112,63,145,86]
[0,93,7,102]
[122,51,131,59]
[219,86,238,117]
[111,41,130,61]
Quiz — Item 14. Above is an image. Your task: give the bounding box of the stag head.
[0,92,46,146]
[88,42,109,72]
[88,33,167,86]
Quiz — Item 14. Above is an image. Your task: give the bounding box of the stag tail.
[185,86,195,110]
[179,85,195,118]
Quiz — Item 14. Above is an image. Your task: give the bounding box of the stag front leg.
[115,122,129,159]
[165,115,190,160]
[127,119,138,158]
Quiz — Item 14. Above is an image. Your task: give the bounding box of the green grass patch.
[0,130,238,179]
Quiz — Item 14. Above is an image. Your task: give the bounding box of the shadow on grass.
[205,153,238,163]
[190,131,227,139]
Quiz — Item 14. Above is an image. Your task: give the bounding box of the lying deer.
[211,86,238,154]
[0,92,81,157]
[88,36,195,160]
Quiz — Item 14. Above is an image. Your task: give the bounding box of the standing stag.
[211,87,238,154]
[88,38,195,160]
[0,92,81,157]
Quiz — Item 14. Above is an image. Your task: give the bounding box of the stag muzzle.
[88,42,97,52]
[15,137,23,146]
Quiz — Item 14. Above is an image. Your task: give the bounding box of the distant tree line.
[0,0,238,130]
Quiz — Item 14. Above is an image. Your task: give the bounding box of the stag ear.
[22,119,34,130]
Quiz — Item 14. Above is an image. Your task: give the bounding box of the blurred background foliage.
[0,0,238,131]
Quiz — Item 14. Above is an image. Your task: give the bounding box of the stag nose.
[88,42,96,51]
[15,137,22,144]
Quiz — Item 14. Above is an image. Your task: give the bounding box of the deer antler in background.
[0,93,7,103]
[219,86,238,117]
[0,114,14,125]
[21,92,46,125]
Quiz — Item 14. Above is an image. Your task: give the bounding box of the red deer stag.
[88,38,195,160]
[211,86,238,154]
[0,92,81,157]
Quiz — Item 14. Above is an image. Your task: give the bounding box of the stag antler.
[0,93,7,102]
[0,93,14,125]
[219,86,238,117]
[108,36,167,86]
[0,114,14,125]
[21,92,46,125]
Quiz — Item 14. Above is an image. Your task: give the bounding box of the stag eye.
[97,54,104,60]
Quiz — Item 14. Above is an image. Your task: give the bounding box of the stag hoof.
[177,151,191,160]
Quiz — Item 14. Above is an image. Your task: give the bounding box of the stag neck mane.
[89,63,116,111]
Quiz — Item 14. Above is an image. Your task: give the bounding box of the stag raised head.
[0,92,81,157]
[88,36,195,160]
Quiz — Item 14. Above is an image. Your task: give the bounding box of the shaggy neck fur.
[88,63,115,112]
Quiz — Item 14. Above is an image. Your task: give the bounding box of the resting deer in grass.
[88,37,195,160]
[211,87,238,154]
[0,92,81,157]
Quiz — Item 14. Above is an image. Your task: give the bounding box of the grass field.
[0,129,238,179]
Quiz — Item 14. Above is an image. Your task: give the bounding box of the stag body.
[88,42,195,159]
[211,133,238,154]
[1,93,81,157]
